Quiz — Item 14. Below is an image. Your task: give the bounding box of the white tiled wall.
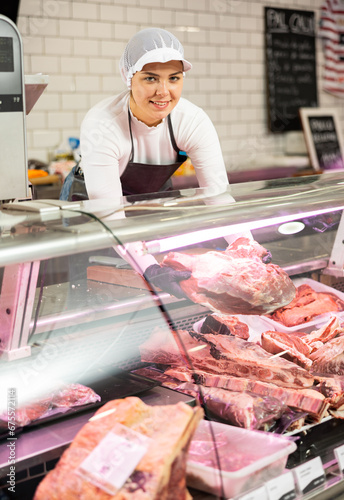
[17,0,342,174]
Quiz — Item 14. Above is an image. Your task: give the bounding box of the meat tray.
[193,315,273,343]
[261,277,344,334]
[186,420,297,499]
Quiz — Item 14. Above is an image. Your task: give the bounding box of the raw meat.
[314,375,344,408]
[261,330,312,369]
[200,314,249,340]
[140,328,313,389]
[52,383,101,408]
[162,237,296,315]
[175,383,285,430]
[139,328,211,367]
[193,333,314,389]
[0,384,101,428]
[165,368,328,418]
[267,284,344,327]
[34,397,203,500]
[310,335,344,375]
[303,316,344,351]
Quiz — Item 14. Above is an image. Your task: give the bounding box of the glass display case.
[1,172,344,499]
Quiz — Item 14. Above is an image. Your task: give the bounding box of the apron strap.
[127,108,181,162]
[167,114,180,155]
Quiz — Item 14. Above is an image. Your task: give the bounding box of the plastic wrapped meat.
[34,397,203,500]
[162,238,296,315]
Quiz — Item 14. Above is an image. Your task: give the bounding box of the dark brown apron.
[120,110,186,196]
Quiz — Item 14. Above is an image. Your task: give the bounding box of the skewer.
[269,349,289,359]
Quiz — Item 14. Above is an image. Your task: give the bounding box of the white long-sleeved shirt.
[80,90,229,203]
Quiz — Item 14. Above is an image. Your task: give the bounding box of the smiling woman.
[130,61,184,127]
[78,27,232,297]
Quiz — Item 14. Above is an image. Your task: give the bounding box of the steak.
[261,330,312,369]
[34,397,203,500]
[195,333,314,389]
[200,314,249,340]
[314,375,344,408]
[175,383,285,430]
[162,237,296,315]
[310,335,344,375]
[139,329,211,368]
[267,284,344,327]
[166,367,327,418]
[140,329,313,389]
[303,316,344,351]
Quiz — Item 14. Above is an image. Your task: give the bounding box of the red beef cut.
[200,314,249,340]
[162,237,296,315]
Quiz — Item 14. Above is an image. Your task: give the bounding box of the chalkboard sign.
[300,108,344,171]
[265,7,318,132]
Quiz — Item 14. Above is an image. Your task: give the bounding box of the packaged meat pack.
[262,278,344,334]
[186,419,296,499]
[34,397,203,500]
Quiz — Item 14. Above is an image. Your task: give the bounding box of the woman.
[80,28,234,297]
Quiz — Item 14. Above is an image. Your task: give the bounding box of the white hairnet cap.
[119,28,192,88]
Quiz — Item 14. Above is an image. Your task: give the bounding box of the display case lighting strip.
[143,206,343,254]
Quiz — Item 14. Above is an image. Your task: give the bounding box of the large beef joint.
[34,397,203,500]
[162,237,296,315]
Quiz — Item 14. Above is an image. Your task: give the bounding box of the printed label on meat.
[77,423,150,495]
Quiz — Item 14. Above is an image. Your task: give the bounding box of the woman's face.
[130,60,184,127]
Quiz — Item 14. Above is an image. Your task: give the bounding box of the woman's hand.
[144,264,191,299]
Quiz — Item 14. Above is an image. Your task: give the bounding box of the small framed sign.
[300,108,344,171]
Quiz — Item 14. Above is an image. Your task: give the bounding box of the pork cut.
[261,331,312,369]
[34,397,203,500]
[267,284,344,327]
[303,316,344,351]
[162,237,296,315]
[200,314,249,340]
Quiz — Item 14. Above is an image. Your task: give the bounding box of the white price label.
[334,444,344,474]
[266,471,296,500]
[77,423,150,495]
[236,485,268,500]
[293,456,325,495]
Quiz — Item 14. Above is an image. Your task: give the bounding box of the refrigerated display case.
[1,172,344,498]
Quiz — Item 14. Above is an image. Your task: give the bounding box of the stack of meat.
[138,314,331,432]
[34,397,203,500]
[139,306,344,431]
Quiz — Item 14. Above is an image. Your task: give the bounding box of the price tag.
[266,471,297,500]
[293,456,325,495]
[236,485,268,500]
[77,423,150,495]
[334,444,344,475]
